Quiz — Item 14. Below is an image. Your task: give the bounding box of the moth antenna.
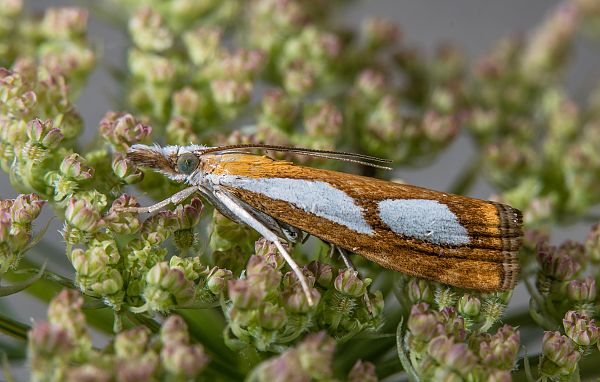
[198,144,392,169]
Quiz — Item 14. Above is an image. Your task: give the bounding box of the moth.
[125,143,522,305]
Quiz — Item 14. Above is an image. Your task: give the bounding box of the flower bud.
[541,331,580,377]
[99,111,152,151]
[297,332,335,380]
[90,268,123,296]
[567,277,596,302]
[141,211,175,245]
[206,267,232,295]
[114,327,150,358]
[65,197,102,232]
[428,335,477,377]
[407,278,434,304]
[41,7,88,40]
[66,365,111,382]
[283,60,315,96]
[356,69,387,101]
[478,325,520,370]
[304,101,342,138]
[362,17,401,50]
[258,302,287,331]
[305,261,333,287]
[172,87,201,118]
[10,193,45,224]
[210,79,252,106]
[254,237,286,270]
[129,7,173,52]
[458,294,481,317]
[172,197,203,231]
[28,322,73,357]
[261,88,296,130]
[144,263,195,310]
[104,194,141,234]
[183,26,222,66]
[334,269,370,297]
[585,223,600,263]
[60,153,93,181]
[161,315,190,346]
[112,153,143,184]
[26,119,63,149]
[116,354,157,382]
[162,343,209,377]
[537,245,580,280]
[563,311,599,346]
[228,278,265,310]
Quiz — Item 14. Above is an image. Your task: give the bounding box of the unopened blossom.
[541,331,581,378]
[563,311,599,346]
[478,325,520,370]
[348,360,377,382]
[129,7,173,52]
[407,303,442,342]
[144,262,195,311]
[334,268,370,297]
[567,277,596,302]
[407,278,435,304]
[428,335,477,377]
[64,197,102,233]
[99,111,152,151]
[40,7,88,40]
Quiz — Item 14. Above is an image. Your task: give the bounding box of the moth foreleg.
[213,189,316,307]
[121,186,200,213]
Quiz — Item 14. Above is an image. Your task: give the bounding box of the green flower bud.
[162,343,209,377]
[172,87,201,118]
[210,79,252,106]
[428,335,477,377]
[41,7,88,40]
[170,256,207,282]
[47,289,90,351]
[64,197,102,232]
[228,279,265,310]
[297,332,335,380]
[206,267,232,295]
[129,7,173,52]
[144,262,195,311]
[141,211,175,245]
[355,69,387,101]
[257,302,287,331]
[10,193,45,224]
[128,49,176,84]
[458,294,481,317]
[260,88,297,130]
[8,223,30,253]
[114,327,150,358]
[90,268,123,296]
[282,284,320,314]
[334,269,370,297]
[112,153,143,184]
[26,119,63,149]
[104,194,141,234]
[421,111,459,143]
[283,60,315,96]
[60,153,93,181]
[407,303,441,341]
[537,245,580,280]
[65,365,111,382]
[183,26,222,66]
[161,315,190,346]
[172,197,203,231]
[254,237,286,270]
[563,311,599,346]
[567,277,596,302]
[116,354,158,382]
[541,331,581,377]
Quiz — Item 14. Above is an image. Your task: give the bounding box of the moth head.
[127,144,209,182]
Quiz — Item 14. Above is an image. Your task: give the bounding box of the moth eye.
[176,153,199,174]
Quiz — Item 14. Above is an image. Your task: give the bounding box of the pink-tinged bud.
[297,332,336,380]
[228,279,266,310]
[362,17,401,49]
[141,211,175,245]
[172,197,203,230]
[90,268,123,296]
[334,269,370,297]
[258,302,287,331]
[99,112,152,151]
[10,193,45,224]
[60,153,93,180]
[283,60,315,96]
[348,360,377,382]
[567,277,596,302]
[114,327,150,358]
[162,343,209,377]
[161,315,189,346]
[206,268,232,295]
[66,365,111,382]
[282,285,320,314]
[26,119,63,149]
[428,335,477,376]
[356,69,387,100]
[407,303,441,341]
[421,111,460,143]
[144,263,195,310]
[478,325,520,370]
[261,88,297,129]
[563,311,599,346]
[0,210,11,242]
[65,197,102,232]
[304,101,342,138]
[129,7,173,52]
[305,261,333,287]
[407,278,434,304]
[210,79,252,106]
[104,194,141,235]
[116,354,157,382]
[172,87,201,118]
[437,307,467,340]
[541,331,580,376]
[254,237,286,270]
[112,154,143,184]
[537,245,580,280]
[28,322,73,356]
[41,7,88,39]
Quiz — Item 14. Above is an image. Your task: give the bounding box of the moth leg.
[214,189,316,307]
[121,186,200,213]
[335,246,374,316]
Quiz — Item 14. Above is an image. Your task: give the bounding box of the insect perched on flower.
[124,144,523,305]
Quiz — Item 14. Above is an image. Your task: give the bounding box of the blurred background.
[3,0,600,379]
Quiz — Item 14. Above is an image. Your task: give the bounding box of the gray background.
[3,0,599,379]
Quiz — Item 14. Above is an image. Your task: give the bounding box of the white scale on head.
[208,175,375,235]
[378,199,470,246]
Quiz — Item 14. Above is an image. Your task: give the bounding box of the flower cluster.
[29,289,209,382]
